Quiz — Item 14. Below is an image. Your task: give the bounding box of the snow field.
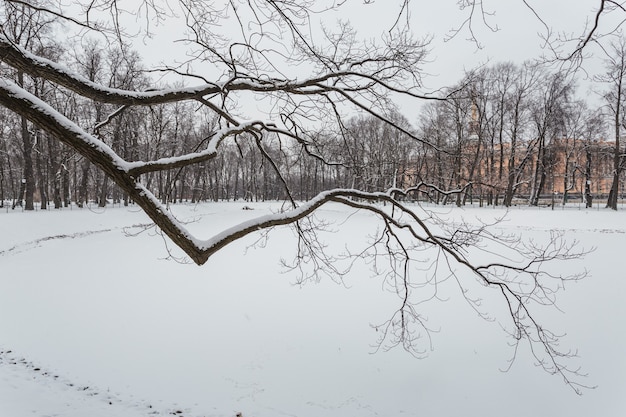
[0,202,624,416]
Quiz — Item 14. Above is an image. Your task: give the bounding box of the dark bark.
[77,160,89,207]
[35,133,47,209]
[585,148,593,208]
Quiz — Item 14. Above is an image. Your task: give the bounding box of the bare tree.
[528,71,574,206]
[536,0,626,67]
[557,100,605,206]
[598,35,626,210]
[1,0,57,210]
[499,62,541,207]
[0,0,597,392]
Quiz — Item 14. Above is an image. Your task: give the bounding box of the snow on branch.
[125,121,271,176]
[0,34,431,106]
[0,34,223,104]
[0,78,129,172]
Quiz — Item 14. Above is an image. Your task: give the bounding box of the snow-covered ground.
[0,202,624,416]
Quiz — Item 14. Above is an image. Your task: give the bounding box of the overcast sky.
[118,0,614,113]
[346,1,611,91]
[139,1,607,84]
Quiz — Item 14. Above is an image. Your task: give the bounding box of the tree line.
[2,3,626,211]
[3,57,624,211]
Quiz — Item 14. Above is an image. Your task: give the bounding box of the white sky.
[90,0,615,119]
[344,1,610,92]
[129,1,611,89]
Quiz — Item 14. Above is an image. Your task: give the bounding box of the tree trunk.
[529,142,543,206]
[607,133,620,210]
[17,72,34,210]
[20,115,35,210]
[0,162,4,208]
[35,138,47,209]
[77,160,89,208]
[53,168,62,209]
[98,175,108,207]
[63,167,70,207]
[585,148,593,208]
